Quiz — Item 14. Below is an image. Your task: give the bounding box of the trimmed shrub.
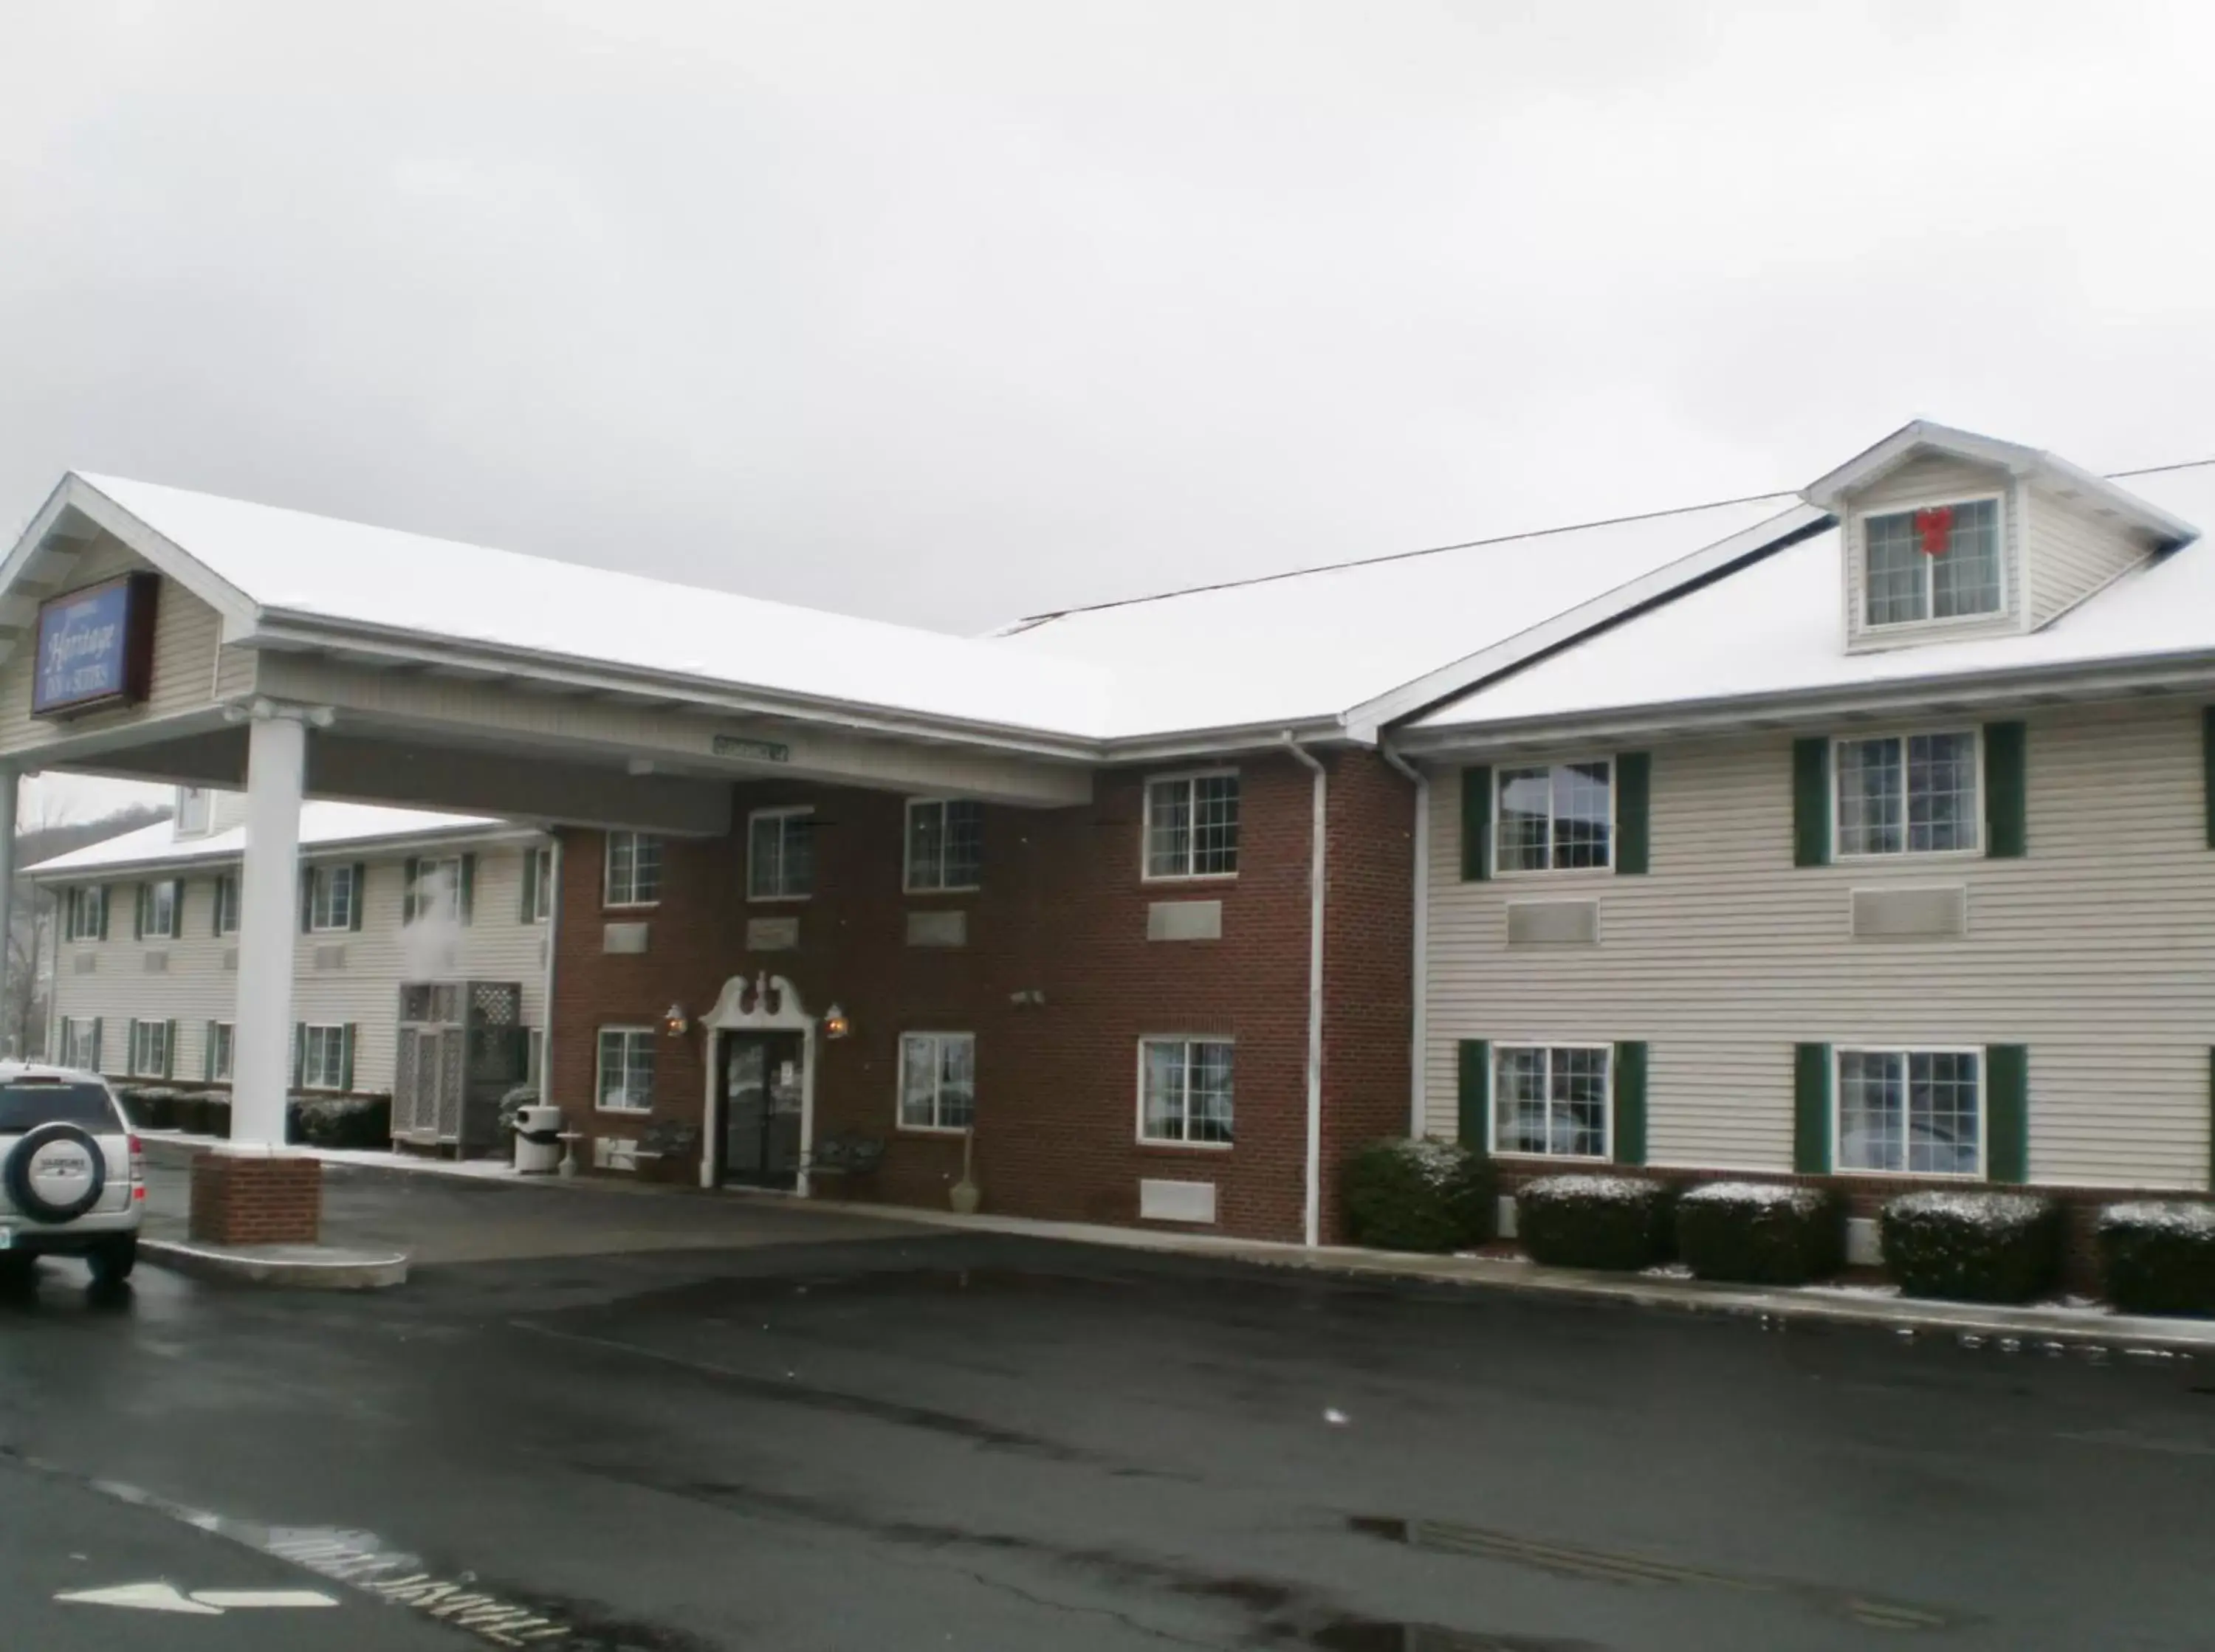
[2098,1202,2215,1316]
[199,1096,232,1139]
[118,1086,179,1130]
[1676,1183,1846,1285]
[1880,1191,2061,1304]
[169,1092,210,1135]
[1342,1138,1494,1253]
[292,1095,392,1149]
[1517,1174,1676,1271]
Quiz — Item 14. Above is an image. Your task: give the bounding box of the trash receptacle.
[515,1104,565,1174]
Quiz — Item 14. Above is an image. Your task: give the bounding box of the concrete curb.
[141,1237,410,1291]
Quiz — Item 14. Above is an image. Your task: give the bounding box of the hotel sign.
[712,734,791,764]
[32,573,160,718]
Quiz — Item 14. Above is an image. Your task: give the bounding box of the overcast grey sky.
[7,0,2215,816]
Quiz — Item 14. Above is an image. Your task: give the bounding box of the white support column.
[231,708,307,1147]
[0,767,16,1059]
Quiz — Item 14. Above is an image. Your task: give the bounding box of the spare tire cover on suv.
[4,1122,107,1222]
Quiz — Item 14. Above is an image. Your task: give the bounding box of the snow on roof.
[25,800,527,878]
[1415,460,2215,735]
[75,474,1111,740]
[993,494,1800,737]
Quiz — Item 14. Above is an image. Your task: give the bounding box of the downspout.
[1282,733,1326,1249]
[538,833,561,1109]
[1379,743,1427,1140]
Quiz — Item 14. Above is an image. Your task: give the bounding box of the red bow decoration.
[1914,505,1954,557]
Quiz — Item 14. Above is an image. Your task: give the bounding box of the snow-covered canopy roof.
[1409,459,2215,744]
[25,801,535,880]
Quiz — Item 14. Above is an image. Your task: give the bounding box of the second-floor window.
[905,799,981,892]
[64,885,107,942]
[1139,1036,1234,1146]
[605,832,662,907]
[1864,498,2002,626]
[1835,732,1978,857]
[1496,760,1611,873]
[136,879,181,940]
[307,865,359,932]
[175,786,213,836]
[749,808,815,901]
[214,873,241,936]
[1144,773,1240,880]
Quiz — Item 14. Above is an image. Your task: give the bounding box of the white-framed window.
[1144,772,1240,881]
[604,832,662,908]
[63,885,107,942]
[527,845,554,923]
[60,1017,100,1070]
[214,873,241,937]
[904,799,982,893]
[407,856,463,924]
[1496,760,1612,873]
[748,808,816,901]
[1492,1044,1611,1159]
[175,785,213,836]
[128,1019,170,1078]
[1836,1047,1982,1177]
[597,1027,656,1112]
[208,1021,235,1083]
[1834,731,1979,858]
[1138,1036,1234,1146]
[897,1032,976,1131]
[1864,498,2003,627]
[301,1023,348,1090]
[308,864,358,932]
[138,878,181,940]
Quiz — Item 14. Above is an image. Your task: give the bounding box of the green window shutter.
[520,847,539,922]
[292,1024,306,1090]
[90,1017,103,1072]
[1985,1044,2029,1183]
[203,1021,216,1082]
[459,853,477,926]
[96,885,110,940]
[349,863,368,931]
[1614,752,1651,875]
[1459,767,1493,881]
[1792,738,1830,867]
[402,857,421,923]
[133,883,145,941]
[212,877,223,937]
[1456,1039,1491,1149]
[164,1019,177,1080]
[1612,1042,1649,1166]
[298,868,315,933]
[1983,722,2027,858]
[2205,709,2215,849]
[1793,1043,1832,1174]
[340,1025,357,1093]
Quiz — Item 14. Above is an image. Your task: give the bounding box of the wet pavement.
[5,1179,2215,1650]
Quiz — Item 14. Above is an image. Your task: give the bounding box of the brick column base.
[189,1151,323,1246]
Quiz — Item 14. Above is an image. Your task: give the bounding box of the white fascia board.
[0,475,262,627]
[25,822,546,883]
[1096,716,1351,764]
[1392,650,2215,759]
[1343,503,1830,744]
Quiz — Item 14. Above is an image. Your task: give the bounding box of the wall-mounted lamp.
[823,1003,852,1040]
[1007,989,1048,1008]
[662,1002,690,1037]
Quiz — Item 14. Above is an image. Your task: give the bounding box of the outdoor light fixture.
[662,1003,689,1037]
[823,1003,851,1039]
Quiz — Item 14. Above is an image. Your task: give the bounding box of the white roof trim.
[0,474,260,629]
[26,816,545,881]
[1803,420,2198,545]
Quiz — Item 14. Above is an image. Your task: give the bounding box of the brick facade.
[188,1151,323,1245]
[547,751,1414,1242]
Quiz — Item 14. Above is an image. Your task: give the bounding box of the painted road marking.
[55,1581,340,1614]
[193,1589,342,1609]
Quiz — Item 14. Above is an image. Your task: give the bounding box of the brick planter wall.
[188,1151,323,1246]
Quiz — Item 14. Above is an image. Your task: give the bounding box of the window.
[1835,732,1979,857]
[898,1032,976,1131]
[60,1017,100,1070]
[597,1027,656,1112]
[1496,761,1611,873]
[128,1019,170,1078]
[207,1021,235,1083]
[301,1024,348,1091]
[904,799,982,892]
[526,846,554,923]
[308,864,358,932]
[407,856,463,924]
[214,873,241,936]
[1864,498,2002,626]
[1838,1048,1981,1177]
[175,786,213,836]
[1139,1037,1234,1146]
[1493,1044,1610,1158]
[604,832,662,907]
[63,885,107,942]
[748,808,815,901]
[1144,773,1240,880]
[137,879,180,940]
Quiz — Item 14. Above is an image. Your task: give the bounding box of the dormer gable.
[1804,421,2197,654]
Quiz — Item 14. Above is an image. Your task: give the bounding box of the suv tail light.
[128,1134,146,1199]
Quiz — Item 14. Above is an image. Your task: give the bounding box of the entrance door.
[719,1031,805,1190]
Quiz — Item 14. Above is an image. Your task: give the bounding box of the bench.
[806,1131,887,1178]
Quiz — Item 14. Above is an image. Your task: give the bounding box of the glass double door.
[718,1032,804,1190]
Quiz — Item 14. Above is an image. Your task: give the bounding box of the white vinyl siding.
[1422,702,2215,1190]
[2027,479,2159,629]
[1844,453,2024,651]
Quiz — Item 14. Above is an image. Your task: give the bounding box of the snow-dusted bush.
[1517,1174,1675,1271]
[1879,1191,2061,1304]
[1675,1182,1846,1286]
[1341,1138,1492,1253]
[2098,1202,2215,1316]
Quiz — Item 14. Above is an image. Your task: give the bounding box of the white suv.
[0,1062,143,1287]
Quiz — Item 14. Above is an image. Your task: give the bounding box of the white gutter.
[1282,732,1327,1249]
[1378,743,1427,1140]
[538,834,561,1108]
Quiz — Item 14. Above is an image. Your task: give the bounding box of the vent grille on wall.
[1851,884,1968,940]
[1505,899,1601,947]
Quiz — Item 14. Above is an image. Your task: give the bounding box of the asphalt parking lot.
[6,1166,2215,1651]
